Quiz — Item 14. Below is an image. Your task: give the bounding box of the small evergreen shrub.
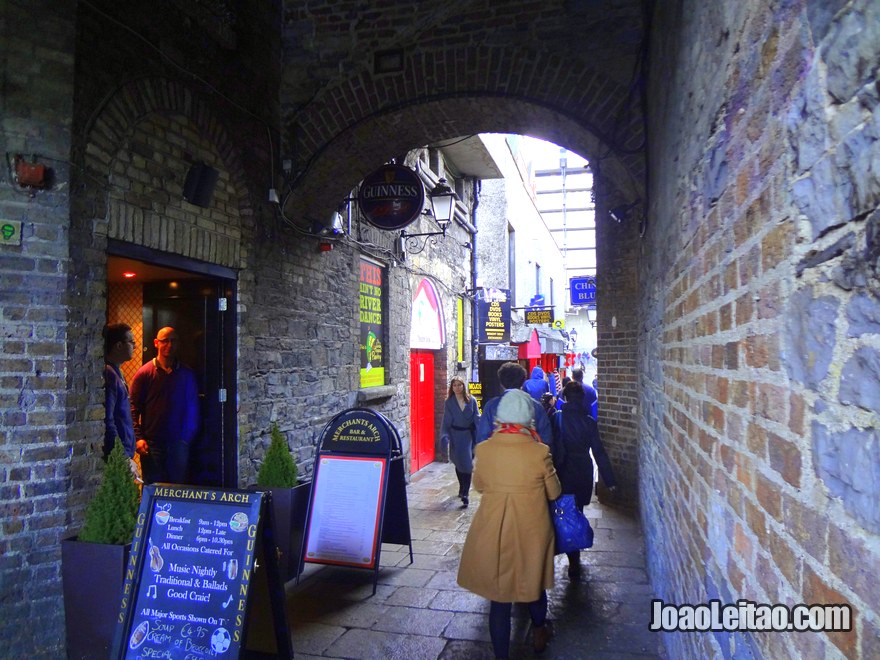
[79,438,140,544]
[257,423,298,488]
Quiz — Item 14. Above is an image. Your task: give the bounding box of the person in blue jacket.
[476,362,554,451]
[522,366,550,402]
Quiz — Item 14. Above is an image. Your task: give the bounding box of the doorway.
[409,350,435,473]
[107,245,238,487]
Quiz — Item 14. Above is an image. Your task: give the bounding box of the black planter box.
[264,481,312,582]
[61,537,130,659]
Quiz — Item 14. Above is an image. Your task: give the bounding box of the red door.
[410,350,435,473]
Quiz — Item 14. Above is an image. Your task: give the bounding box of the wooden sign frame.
[111,485,291,659]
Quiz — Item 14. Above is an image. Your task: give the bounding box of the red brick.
[768,432,801,488]
[783,494,827,562]
[755,471,782,522]
[766,527,801,588]
[761,222,791,272]
[803,564,858,658]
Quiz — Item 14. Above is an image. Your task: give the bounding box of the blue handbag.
[550,494,593,554]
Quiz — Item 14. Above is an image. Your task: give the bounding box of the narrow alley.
[288,461,663,659]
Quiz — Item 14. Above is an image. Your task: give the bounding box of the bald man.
[130,326,200,484]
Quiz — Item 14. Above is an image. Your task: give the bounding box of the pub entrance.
[106,242,238,487]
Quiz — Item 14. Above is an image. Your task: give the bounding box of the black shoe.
[461,496,469,508]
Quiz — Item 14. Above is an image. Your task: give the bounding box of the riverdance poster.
[359,257,386,388]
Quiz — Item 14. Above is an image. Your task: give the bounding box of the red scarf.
[495,422,544,444]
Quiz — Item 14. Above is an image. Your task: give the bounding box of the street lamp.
[570,328,578,349]
[400,178,459,253]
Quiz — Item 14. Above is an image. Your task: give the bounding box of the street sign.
[569,276,596,306]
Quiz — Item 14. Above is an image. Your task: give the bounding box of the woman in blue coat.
[440,377,481,507]
[553,381,617,578]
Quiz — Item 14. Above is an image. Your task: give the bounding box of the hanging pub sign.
[477,287,510,344]
[569,276,597,306]
[357,163,426,231]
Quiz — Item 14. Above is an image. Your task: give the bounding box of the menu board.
[304,456,386,568]
[113,486,287,659]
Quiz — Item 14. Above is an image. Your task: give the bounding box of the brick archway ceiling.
[280,0,648,225]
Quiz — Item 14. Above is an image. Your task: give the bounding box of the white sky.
[518,135,589,170]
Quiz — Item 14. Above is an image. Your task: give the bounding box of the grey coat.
[440,396,481,473]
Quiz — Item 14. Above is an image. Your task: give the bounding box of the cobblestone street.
[288,461,665,659]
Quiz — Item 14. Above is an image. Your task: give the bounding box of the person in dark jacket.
[440,377,481,507]
[477,363,554,451]
[571,366,598,419]
[553,381,617,578]
[522,366,550,401]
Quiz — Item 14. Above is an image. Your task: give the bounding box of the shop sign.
[477,288,510,343]
[357,163,425,231]
[569,276,596,306]
[525,308,553,325]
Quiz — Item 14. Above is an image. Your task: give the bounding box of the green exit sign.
[0,220,22,246]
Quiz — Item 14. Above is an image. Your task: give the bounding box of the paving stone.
[385,585,441,608]
[324,628,447,659]
[372,605,455,636]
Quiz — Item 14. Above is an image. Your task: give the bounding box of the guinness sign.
[358,163,426,231]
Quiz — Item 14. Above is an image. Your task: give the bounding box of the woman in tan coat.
[457,389,562,658]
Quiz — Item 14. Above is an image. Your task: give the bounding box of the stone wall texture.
[643,0,880,657]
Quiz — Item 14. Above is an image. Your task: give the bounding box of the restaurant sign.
[358,163,426,231]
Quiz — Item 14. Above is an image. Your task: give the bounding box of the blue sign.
[569,277,596,306]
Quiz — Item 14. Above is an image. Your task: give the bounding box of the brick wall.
[0,2,76,655]
[643,1,880,657]
[595,173,642,504]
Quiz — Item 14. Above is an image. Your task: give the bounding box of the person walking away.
[540,392,557,422]
[571,366,598,420]
[103,323,141,481]
[522,365,550,402]
[130,326,200,484]
[440,377,481,508]
[553,380,617,578]
[458,389,561,658]
[476,362,554,451]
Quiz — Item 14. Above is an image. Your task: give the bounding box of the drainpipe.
[470,179,480,378]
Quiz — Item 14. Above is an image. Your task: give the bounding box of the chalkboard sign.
[112,485,290,659]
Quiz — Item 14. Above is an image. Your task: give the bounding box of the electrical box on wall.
[11,155,48,188]
[17,160,45,187]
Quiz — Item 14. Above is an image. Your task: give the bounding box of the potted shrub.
[256,422,311,582]
[62,439,140,658]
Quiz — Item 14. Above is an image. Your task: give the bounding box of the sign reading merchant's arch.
[358,163,426,231]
